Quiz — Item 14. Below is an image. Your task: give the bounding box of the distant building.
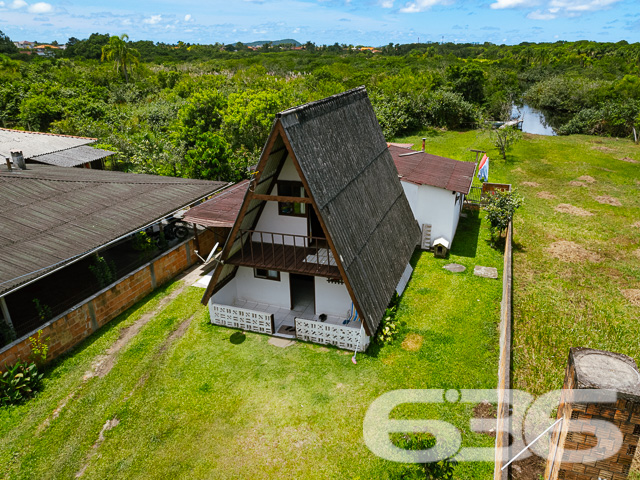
[0,128,114,169]
[388,144,477,252]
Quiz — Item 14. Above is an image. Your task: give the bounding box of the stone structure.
[545,348,640,480]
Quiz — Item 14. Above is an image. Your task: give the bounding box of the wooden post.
[0,296,15,332]
[633,127,638,144]
[192,223,201,255]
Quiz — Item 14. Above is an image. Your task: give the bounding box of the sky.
[1,0,638,46]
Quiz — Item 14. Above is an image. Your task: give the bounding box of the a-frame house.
[201,87,420,351]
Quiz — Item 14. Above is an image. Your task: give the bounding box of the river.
[511,104,557,136]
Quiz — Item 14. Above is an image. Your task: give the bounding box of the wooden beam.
[275,122,372,337]
[251,194,312,204]
[201,120,285,304]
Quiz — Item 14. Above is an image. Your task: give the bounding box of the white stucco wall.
[314,277,352,318]
[401,180,460,247]
[211,277,238,305]
[253,155,308,246]
[235,266,291,308]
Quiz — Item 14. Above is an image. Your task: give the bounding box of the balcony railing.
[227,229,340,277]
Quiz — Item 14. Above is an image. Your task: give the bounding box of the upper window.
[277,181,307,217]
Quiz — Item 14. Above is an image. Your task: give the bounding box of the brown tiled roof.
[183,179,249,228]
[389,145,477,194]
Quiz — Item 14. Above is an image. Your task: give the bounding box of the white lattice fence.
[295,318,370,351]
[210,303,274,334]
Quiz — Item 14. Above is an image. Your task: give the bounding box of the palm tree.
[101,34,140,83]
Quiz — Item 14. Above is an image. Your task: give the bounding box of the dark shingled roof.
[205,87,420,335]
[31,145,115,167]
[183,180,249,228]
[389,144,477,194]
[0,164,227,296]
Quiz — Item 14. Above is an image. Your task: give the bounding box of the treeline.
[1,30,639,183]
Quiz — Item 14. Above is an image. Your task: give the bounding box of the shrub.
[392,433,458,480]
[33,298,52,323]
[0,321,16,349]
[484,189,524,238]
[0,360,44,407]
[89,254,117,288]
[376,306,400,345]
[29,330,49,366]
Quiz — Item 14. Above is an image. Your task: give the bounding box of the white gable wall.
[401,180,460,247]
[315,277,352,318]
[253,155,308,246]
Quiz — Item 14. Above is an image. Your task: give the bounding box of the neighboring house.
[183,179,250,254]
[389,144,477,253]
[201,87,420,351]
[0,129,114,169]
[0,163,227,365]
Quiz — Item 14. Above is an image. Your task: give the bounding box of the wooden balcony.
[226,229,341,278]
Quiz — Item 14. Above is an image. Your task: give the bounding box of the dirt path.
[87,263,207,379]
[39,263,208,433]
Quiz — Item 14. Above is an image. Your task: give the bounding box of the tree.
[484,189,523,238]
[0,30,18,54]
[101,34,140,83]
[492,125,522,160]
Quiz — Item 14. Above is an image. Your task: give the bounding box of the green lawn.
[0,209,503,479]
[396,129,640,395]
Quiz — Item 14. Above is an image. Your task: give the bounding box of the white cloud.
[527,9,557,19]
[549,0,620,12]
[9,0,27,8]
[143,14,162,24]
[490,0,531,9]
[380,0,393,7]
[184,14,191,21]
[399,0,450,13]
[28,2,52,13]
[0,2,5,7]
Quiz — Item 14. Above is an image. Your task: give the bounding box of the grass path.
[0,211,503,479]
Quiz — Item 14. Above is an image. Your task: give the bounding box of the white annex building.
[198,88,420,352]
[388,145,477,253]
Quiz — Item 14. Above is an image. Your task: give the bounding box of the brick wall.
[0,230,215,367]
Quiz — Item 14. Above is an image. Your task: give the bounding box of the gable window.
[254,268,280,281]
[277,181,307,217]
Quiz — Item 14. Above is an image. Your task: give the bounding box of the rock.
[443,263,466,273]
[474,266,498,279]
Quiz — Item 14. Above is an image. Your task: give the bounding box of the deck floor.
[227,241,340,278]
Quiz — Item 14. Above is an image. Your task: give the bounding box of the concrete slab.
[443,263,466,273]
[474,266,498,279]
[268,337,296,348]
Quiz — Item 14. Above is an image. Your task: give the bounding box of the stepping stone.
[443,263,466,273]
[474,266,498,279]
[268,337,296,348]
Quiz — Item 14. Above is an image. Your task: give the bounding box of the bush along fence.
[0,229,216,368]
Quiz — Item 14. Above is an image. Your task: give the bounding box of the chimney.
[5,158,12,172]
[422,138,426,152]
[11,150,26,170]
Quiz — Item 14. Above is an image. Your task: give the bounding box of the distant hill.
[242,39,301,47]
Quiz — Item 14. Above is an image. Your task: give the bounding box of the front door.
[289,273,315,315]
